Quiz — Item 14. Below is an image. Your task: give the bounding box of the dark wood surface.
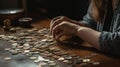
[0,18,120,67]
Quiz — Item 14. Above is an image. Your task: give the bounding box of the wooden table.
[0,18,120,67]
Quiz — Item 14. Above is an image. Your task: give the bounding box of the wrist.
[76,27,86,36]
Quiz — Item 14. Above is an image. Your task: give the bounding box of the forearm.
[76,27,101,49]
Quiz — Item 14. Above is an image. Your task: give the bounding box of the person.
[50,0,120,56]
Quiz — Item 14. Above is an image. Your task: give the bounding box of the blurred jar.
[0,9,24,26]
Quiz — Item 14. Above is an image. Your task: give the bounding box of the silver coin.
[93,62,100,65]
[82,59,90,63]
[4,57,12,61]
[64,56,72,60]
[30,56,37,60]
[58,57,64,61]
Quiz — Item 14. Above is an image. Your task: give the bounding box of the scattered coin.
[82,59,90,63]
[0,28,100,67]
[58,57,64,61]
[38,62,47,66]
[9,28,16,33]
[63,60,69,63]
[4,57,12,61]
[64,56,72,60]
[93,62,100,65]
[4,48,11,51]
[34,59,40,63]
[11,50,18,55]
[49,62,56,66]
[30,57,37,60]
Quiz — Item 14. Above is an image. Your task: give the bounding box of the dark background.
[0,0,89,20]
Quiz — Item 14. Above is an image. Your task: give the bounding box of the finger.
[50,18,76,32]
[55,33,73,44]
[52,24,62,38]
[50,16,73,34]
[51,16,64,24]
[55,32,65,42]
[50,19,62,34]
[50,16,64,28]
[51,16,64,29]
[52,16,82,26]
[50,17,64,34]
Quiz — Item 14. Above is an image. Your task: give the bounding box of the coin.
[38,62,47,66]
[4,48,11,51]
[11,50,18,55]
[48,61,57,66]
[12,43,18,47]
[4,57,12,61]
[30,57,37,60]
[9,28,16,33]
[82,59,90,63]
[0,28,101,67]
[49,62,56,66]
[53,55,60,59]
[63,60,69,63]
[64,56,72,60]
[92,62,100,65]
[34,59,40,63]
[58,57,64,61]
[24,50,30,53]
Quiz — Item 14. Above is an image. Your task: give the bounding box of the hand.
[52,21,80,42]
[50,16,84,34]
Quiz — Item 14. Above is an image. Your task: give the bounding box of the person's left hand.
[52,21,80,42]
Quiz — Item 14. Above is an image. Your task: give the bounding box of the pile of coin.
[0,28,100,67]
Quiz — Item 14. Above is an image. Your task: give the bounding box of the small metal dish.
[18,17,33,28]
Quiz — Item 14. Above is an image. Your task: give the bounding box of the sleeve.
[81,4,97,30]
[80,3,120,56]
[99,31,120,56]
